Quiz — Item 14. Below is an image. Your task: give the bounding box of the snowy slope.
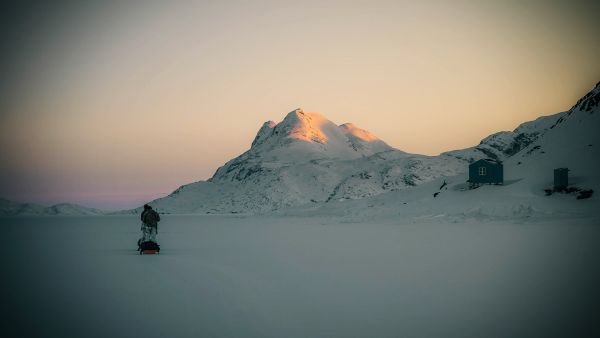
[0,198,106,216]
[4,214,599,337]
[443,112,567,163]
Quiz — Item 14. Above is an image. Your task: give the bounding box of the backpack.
[143,210,160,227]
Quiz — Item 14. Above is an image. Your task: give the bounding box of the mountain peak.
[278,109,330,144]
[243,108,396,162]
[268,109,386,145]
[251,120,277,147]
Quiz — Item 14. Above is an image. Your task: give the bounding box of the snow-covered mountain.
[443,82,599,164]
[443,112,567,163]
[137,82,599,215]
[136,108,467,214]
[0,198,106,216]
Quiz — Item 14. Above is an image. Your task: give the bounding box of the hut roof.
[471,158,502,166]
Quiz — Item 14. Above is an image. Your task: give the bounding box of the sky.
[0,0,599,210]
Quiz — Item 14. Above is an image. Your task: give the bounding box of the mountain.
[137,109,467,214]
[138,82,599,215]
[443,112,566,163]
[443,82,600,164]
[0,198,106,216]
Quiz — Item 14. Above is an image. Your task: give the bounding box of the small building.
[554,168,569,190]
[468,159,503,187]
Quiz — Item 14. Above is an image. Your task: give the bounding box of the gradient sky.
[1,0,599,210]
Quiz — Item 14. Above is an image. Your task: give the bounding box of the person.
[139,204,160,245]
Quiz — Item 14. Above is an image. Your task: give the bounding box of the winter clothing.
[139,205,160,247]
[141,223,157,242]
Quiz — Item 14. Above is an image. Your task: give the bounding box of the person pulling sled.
[138,204,161,254]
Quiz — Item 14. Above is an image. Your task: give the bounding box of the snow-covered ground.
[2,214,599,337]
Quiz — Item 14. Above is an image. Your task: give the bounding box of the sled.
[138,240,160,255]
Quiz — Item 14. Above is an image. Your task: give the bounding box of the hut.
[468,159,503,187]
[554,168,569,191]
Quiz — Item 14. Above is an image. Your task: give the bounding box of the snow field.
[2,215,599,337]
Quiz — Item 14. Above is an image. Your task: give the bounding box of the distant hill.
[0,199,106,216]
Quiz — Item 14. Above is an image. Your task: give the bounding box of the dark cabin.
[468,159,503,186]
[554,168,569,190]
